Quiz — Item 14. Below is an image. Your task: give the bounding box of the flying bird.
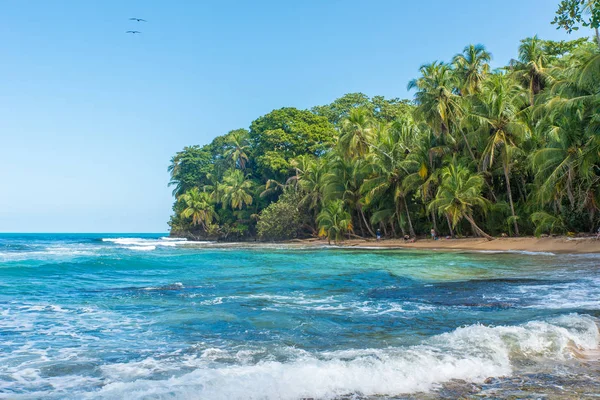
[126,30,141,34]
[129,18,147,22]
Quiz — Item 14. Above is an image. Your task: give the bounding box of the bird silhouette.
[129,18,147,22]
[126,30,141,34]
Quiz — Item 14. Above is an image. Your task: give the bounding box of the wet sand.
[289,236,600,254]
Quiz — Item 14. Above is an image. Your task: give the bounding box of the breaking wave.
[86,314,599,399]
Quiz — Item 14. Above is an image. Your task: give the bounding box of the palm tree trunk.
[460,130,477,163]
[397,213,407,236]
[360,208,376,237]
[595,27,600,51]
[503,162,519,236]
[356,210,365,237]
[445,213,454,238]
[403,197,416,237]
[430,209,438,237]
[465,214,493,241]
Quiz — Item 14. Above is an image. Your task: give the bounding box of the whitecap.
[88,314,599,400]
[124,245,156,251]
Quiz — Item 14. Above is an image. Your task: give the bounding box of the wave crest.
[91,314,598,400]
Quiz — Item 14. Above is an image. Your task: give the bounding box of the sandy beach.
[291,236,600,254]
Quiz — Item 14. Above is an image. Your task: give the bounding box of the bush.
[257,190,304,241]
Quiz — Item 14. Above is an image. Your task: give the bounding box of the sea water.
[1,233,599,399]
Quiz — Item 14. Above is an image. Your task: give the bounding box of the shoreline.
[176,235,600,254]
[283,236,600,254]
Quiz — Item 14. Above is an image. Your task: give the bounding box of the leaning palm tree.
[428,161,493,240]
[463,73,529,235]
[317,200,353,244]
[362,121,416,237]
[452,44,492,95]
[220,169,254,210]
[179,187,217,230]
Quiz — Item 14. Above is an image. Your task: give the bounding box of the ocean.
[1,233,599,399]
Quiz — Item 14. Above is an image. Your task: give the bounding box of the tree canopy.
[168,29,600,242]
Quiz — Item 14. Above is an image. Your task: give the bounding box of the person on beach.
[431,228,437,240]
[376,229,381,241]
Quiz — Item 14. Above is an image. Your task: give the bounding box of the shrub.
[257,190,304,241]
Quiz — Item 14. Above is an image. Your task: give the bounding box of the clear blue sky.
[0,0,588,232]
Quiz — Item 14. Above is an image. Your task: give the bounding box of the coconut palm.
[179,187,217,229]
[362,121,416,237]
[220,169,254,210]
[317,200,353,244]
[452,44,492,95]
[428,161,493,240]
[463,74,529,235]
[510,36,552,105]
[292,155,327,214]
[224,130,251,170]
[322,151,375,237]
[339,108,374,157]
[408,62,463,143]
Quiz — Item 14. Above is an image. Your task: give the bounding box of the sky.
[0,0,589,233]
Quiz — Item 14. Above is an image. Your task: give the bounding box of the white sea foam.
[519,278,600,310]
[102,237,196,251]
[160,237,187,241]
[125,245,156,251]
[84,314,600,400]
[473,250,557,256]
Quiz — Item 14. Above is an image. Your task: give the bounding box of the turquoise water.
[1,233,599,399]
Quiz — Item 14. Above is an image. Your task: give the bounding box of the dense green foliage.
[256,190,306,241]
[553,0,600,49]
[168,31,600,241]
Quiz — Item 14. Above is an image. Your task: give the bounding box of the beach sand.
[290,236,600,254]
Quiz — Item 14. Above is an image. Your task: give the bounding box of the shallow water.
[1,233,599,399]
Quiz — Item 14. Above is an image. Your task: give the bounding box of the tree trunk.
[430,209,438,237]
[503,161,519,236]
[359,208,376,237]
[403,196,416,237]
[465,214,494,241]
[460,130,477,163]
[356,210,365,237]
[595,27,600,51]
[397,214,407,236]
[445,213,454,238]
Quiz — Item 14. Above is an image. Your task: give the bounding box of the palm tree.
[220,169,254,210]
[292,155,327,215]
[428,161,493,240]
[531,47,600,230]
[401,131,446,235]
[362,121,416,237]
[339,108,374,157]
[224,130,251,170]
[179,187,217,230]
[452,44,492,95]
[463,74,529,235]
[408,62,463,143]
[510,36,552,105]
[322,150,376,237]
[317,200,353,244]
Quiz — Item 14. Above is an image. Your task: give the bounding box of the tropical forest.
[168,3,600,243]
